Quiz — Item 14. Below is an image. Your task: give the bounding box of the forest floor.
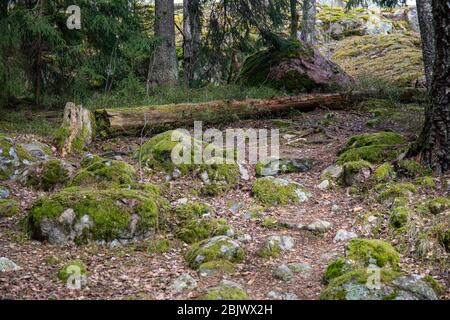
[0,99,449,300]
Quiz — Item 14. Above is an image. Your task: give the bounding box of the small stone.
[238,163,249,181]
[175,198,188,206]
[267,291,298,300]
[0,257,19,272]
[268,235,295,251]
[172,273,198,293]
[228,202,243,214]
[280,222,304,230]
[0,186,10,199]
[322,165,343,179]
[273,264,293,282]
[317,179,331,190]
[306,220,333,233]
[333,230,358,242]
[237,234,252,243]
[331,204,341,214]
[288,262,312,278]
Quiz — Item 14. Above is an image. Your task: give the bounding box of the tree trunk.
[94,92,378,136]
[183,0,201,86]
[416,0,435,89]
[301,0,316,45]
[290,0,299,39]
[34,0,45,107]
[151,0,179,86]
[415,0,450,173]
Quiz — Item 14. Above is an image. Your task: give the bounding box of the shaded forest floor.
[1,97,448,300]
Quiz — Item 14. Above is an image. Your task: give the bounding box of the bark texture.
[416,0,435,88]
[290,0,299,39]
[301,0,316,45]
[183,0,202,86]
[151,0,179,86]
[416,0,450,173]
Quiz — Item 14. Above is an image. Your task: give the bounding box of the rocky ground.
[0,97,449,300]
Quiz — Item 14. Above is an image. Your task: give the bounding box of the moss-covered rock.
[175,202,212,221]
[390,206,410,228]
[379,182,418,201]
[199,280,248,300]
[0,134,33,180]
[69,157,136,188]
[395,160,432,178]
[373,162,395,182]
[26,186,169,245]
[257,235,294,258]
[255,158,314,177]
[323,258,355,284]
[146,239,170,254]
[415,176,435,188]
[238,38,353,92]
[176,218,232,244]
[0,199,20,217]
[347,238,400,270]
[58,259,87,283]
[26,160,70,191]
[135,130,240,194]
[342,160,372,186]
[252,177,309,206]
[332,33,424,86]
[319,268,440,300]
[198,260,235,276]
[337,132,405,164]
[426,197,450,215]
[185,236,245,269]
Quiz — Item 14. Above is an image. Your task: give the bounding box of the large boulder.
[238,39,353,93]
[25,186,169,245]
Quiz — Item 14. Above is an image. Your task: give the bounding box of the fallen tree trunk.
[96,92,358,136]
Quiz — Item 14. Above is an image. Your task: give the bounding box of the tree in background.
[416,0,434,88]
[150,0,179,86]
[290,0,299,39]
[301,0,316,45]
[183,0,202,86]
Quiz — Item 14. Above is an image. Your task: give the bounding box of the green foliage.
[199,283,248,300]
[347,238,400,270]
[27,160,69,191]
[58,259,87,282]
[0,199,20,217]
[252,177,308,206]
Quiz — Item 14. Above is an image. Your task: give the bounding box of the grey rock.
[364,15,393,35]
[22,142,51,160]
[331,204,341,214]
[238,163,249,181]
[306,220,333,233]
[393,275,438,300]
[273,264,293,282]
[267,291,298,300]
[0,186,10,199]
[317,179,331,190]
[322,165,343,179]
[173,273,198,293]
[0,257,19,272]
[407,6,420,32]
[288,262,312,278]
[228,202,243,214]
[237,234,252,243]
[333,230,358,242]
[257,158,314,177]
[267,235,295,251]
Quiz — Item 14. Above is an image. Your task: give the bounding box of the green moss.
[27,187,168,243]
[176,218,231,244]
[416,176,435,188]
[54,126,70,152]
[147,239,170,254]
[0,199,20,217]
[320,268,403,300]
[199,283,248,300]
[27,160,69,191]
[69,158,136,188]
[261,217,279,229]
[396,160,432,178]
[426,197,450,215]
[379,183,418,201]
[237,39,316,92]
[252,177,308,206]
[198,260,235,275]
[423,276,445,296]
[58,259,87,282]
[175,202,212,221]
[15,144,33,161]
[373,163,395,182]
[324,258,354,284]
[390,207,409,228]
[257,241,282,258]
[337,132,405,164]
[347,238,400,270]
[185,237,245,269]
[343,160,372,174]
